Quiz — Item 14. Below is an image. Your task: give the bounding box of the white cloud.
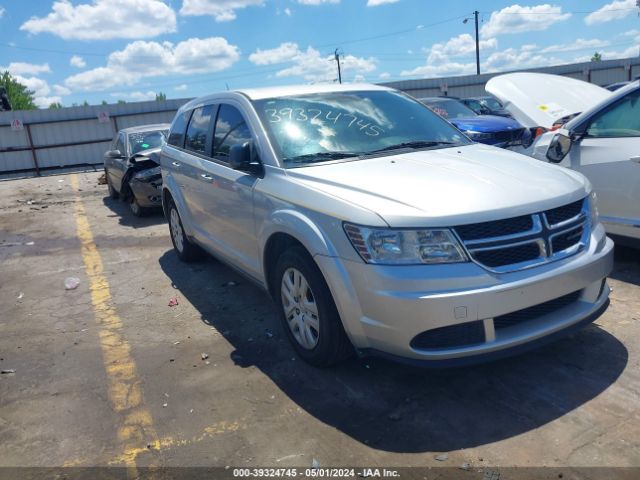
[53,84,71,96]
[0,62,51,76]
[70,55,86,68]
[401,61,476,78]
[180,0,264,22]
[481,4,571,38]
[540,38,610,53]
[284,7,292,16]
[110,90,157,101]
[13,75,62,108]
[65,37,240,91]
[249,42,376,82]
[20,0,176,40]
[367,0,399,5]
[0,6,5,18]
[585,0,637,25]
[249,42,300,65]
[297,0,339,4]
[379,72,391,79]
[174,84,188,91]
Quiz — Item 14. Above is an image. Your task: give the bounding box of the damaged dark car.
[104,124,169,216]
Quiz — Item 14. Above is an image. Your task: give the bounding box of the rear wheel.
[106,171,118,199]
[275,246,352,367]
[167,198,202,262]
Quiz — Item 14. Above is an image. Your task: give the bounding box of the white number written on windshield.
[264,108,385,137]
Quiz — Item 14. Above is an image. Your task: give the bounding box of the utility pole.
[334,49,342,84]
[474,10,480,75]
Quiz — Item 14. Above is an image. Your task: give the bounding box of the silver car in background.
[160,84,613,367]
[488,73,640,242]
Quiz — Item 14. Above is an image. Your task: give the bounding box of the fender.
[258,209,340,262]
[162,173,196,238]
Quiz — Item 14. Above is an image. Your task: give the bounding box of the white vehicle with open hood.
[488,73,640,242]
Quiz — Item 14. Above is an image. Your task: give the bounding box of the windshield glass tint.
[254,90,469,167]
[423,99,477,119]
[129,130,167,155]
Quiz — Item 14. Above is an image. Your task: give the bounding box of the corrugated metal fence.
[382,57,640,99]
[0,99,189,179]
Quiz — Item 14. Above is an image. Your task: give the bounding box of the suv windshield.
[253,90,469,167]
[421,99,477,119]
[129,130,168,155]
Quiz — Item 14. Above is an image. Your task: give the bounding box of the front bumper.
[315,223,614,365]
[129,176,163,208]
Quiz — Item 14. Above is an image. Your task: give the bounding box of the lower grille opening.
[411,321,485,350]
[473,242,540,268]
[494,290,582,330]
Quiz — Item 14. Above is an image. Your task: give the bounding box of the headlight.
[343,223,468,265]
[589,191,599,226]
[134,165,161,180]
[465,130,492,141]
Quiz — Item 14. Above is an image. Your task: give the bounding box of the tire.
[167,198,202,262]
[129,196,148,217]
[275,246,353,367]
[106,171,118,199]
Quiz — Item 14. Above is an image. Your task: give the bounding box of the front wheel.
[129,195,148,217]
[167,199,202,262]
[275,247,353,367]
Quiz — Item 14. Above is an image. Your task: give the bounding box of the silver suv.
[160,84,613,367]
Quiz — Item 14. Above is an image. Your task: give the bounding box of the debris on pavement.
[265,329,274,338]
[173,341,180,345]
[17,292,24,300]
[222,281,238,287]
[64,277,81,290]
[201,353,209,360]
[97,173,107,185]
[1,369,16,375]
[311,459,321,470]
[168,297,179,307]
[459,463,471,471]
[435,453,448,462]
[388,412,401,421]
[162,403,168,408]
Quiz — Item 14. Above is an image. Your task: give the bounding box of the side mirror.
[229,142,252,171]
[106,150,123,159]
[546,134,572,163]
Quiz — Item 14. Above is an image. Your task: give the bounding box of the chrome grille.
[454,198,589,273]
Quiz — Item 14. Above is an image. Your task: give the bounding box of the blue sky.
[0,0,639,107]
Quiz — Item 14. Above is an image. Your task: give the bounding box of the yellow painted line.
[70,174,158,470]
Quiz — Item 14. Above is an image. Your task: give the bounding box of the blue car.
[420,97,532,149]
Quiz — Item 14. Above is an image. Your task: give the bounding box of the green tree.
[48,102,63,109]
[117,99,126,104]
[82,100,90,106]
[101,100,108,105]
[591,52,602,62]
[155,92,167,101]
[0,71,38,110]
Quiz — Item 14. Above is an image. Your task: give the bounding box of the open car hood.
[485,73,611,129]
[129,146,162,166]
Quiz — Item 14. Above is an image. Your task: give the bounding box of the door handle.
[200,174,214,181]
[630,156,640,164]
[172,161,181,167]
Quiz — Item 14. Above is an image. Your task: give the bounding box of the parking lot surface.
[1,172,639,471]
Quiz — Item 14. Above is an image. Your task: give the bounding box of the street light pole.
[474,10,480,75]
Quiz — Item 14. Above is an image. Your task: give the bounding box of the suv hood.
[486,73,610,129]
[286,144,589,228]
[450,115,521,132]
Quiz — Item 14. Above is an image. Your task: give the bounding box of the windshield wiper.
[368,140,459,154]
[283,151,363,164]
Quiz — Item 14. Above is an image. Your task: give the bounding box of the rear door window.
[185,105,215,155]
[212,105,252,162]
[168,110,192,147]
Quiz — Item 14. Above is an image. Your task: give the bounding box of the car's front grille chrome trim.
[454,198,590,273]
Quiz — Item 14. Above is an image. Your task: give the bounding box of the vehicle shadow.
[158,251,628,453]
[610,242,640,286]
[102,196,165,228]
